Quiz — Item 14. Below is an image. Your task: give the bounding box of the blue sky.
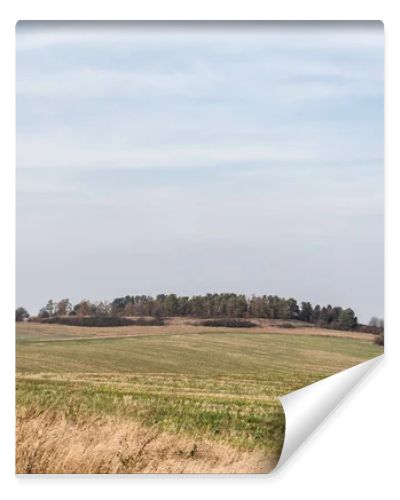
[16,22,384,321]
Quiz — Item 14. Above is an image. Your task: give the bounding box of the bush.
[133,317,164,326]
[279,323,295,329]
[197,318,257,328]
[374,333,384,346]
[356,324,383,335]
[16,307,30,322]
[40,316,164,327]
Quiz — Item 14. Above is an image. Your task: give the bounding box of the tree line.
[15,293,384,333]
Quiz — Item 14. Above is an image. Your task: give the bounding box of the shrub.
[197,319,257,328]
[16,307,30,322]
[374,333,384,346]
[356,324,383,335]
[133,317,164,326]
[40,316,164,327]
[278,323,295,329]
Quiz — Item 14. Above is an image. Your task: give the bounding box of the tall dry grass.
[16,407,274,474]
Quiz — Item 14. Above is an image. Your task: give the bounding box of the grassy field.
[16,322,383,473]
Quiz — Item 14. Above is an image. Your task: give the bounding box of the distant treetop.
[25,293,377,332]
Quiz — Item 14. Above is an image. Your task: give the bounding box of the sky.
[16,21,384,322]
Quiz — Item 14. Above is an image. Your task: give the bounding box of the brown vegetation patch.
[16,408,274,474]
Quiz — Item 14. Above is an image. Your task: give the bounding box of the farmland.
[16,321,383,473]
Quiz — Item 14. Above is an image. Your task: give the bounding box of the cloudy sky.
[16,21,384,321]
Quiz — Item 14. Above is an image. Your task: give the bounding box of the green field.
[16,323,382,464]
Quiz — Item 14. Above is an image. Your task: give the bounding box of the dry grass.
[16,407,273,474]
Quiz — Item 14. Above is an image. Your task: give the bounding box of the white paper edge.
[275,354,383,470]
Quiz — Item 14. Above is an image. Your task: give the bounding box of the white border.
[1,2,398,499]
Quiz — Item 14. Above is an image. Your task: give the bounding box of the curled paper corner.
[275,354,383,471]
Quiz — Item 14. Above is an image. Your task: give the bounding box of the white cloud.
[16,136,314,170]
[16,67,220,99]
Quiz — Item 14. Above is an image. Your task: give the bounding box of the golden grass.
[16,407,273,474]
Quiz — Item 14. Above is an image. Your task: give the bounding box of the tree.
[123,302,135,316]
[75,300,92,316]
[164,294,178,316]
[16,307,29,322]
[38,307,50,319]
[177,296,189,316]
[268,295,283,319]
[235,294,248,318]
[95,300,111,316]
[299,302,313,322]
[338,308,358,330]
[369,316,379,328]
[111,297,127,315]
[311,305,321,323]
[30,291,362,333]
[152,304,163,320]
[56,298,72,316]
[248,295,262,317]
[287,298,300,320]
[318,306,330,326]
[45,299,56,317]
[189,296,206,317]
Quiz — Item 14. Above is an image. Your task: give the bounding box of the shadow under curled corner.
[271,354,384,473]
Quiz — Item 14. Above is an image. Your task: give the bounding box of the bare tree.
[56,298,72,316]
[369,316,379,328]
